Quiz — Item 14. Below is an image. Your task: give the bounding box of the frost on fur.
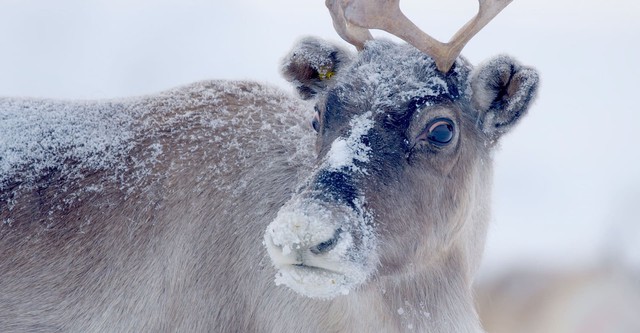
[326,111,374,174]
[281,37,352,100]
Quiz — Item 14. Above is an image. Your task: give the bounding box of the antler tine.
[442,0,514,70]
[337,0,513,72]
[325,0,374,51]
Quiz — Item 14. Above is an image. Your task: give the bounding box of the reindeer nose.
[265,226,343,259]
[264,208,345,265]
[309,228,342,255]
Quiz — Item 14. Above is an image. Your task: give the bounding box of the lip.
[290,263,342,276]
[276,263,347,286]
[275,263,352,298]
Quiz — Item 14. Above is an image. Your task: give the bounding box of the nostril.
[310,228,342,255]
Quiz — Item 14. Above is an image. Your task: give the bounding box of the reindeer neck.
[333,249,483,333]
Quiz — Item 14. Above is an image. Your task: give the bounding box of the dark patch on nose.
[313,170,359,209]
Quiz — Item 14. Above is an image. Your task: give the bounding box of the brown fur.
[1,38,538,332]
[1,81,318,332]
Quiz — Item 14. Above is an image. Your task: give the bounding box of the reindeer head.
[264,0,538,299]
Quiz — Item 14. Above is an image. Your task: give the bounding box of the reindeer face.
[264,38,538,299]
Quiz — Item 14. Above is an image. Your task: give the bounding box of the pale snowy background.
[1,0,639,276]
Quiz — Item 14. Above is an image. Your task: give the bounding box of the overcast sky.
[1,0,639,274]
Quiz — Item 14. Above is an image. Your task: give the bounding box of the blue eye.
[424,118,454,146]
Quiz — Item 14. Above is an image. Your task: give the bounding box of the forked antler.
[326,0,513,72]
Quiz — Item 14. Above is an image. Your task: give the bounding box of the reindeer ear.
[281,37,352,100]
[470,55,539,143]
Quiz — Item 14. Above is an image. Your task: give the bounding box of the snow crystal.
[265,195,375,299]
[329,40,467,112]
[274,266,351,298]
[267,199,334,251]
[0,98,138,192]
[264,110,378,299]
[325,111,373,173]
[1,80,316,224]
[282,37,351,78]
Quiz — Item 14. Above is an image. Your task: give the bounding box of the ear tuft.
[470,55,539,142]
[281,37,352,100]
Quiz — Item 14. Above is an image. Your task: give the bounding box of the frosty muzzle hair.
[264,199,375,298]
[264,111,377,299]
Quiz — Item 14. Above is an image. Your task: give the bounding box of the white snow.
[0,80,316,224]
[263,105,380,299]
[0,98,139,191]
[274,266,351,298]
[267,200,336,253]
[265,193,376,299]
[332,40,455,115]
[326,111,374,173]
[282,37,344,75]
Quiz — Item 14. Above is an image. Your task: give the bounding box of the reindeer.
[0,0,537,332]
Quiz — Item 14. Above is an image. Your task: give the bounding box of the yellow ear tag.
[318,66,335,81]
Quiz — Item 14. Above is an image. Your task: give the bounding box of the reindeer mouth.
[264,197,377,299]
[265,234,353,298]
[293,263,339,273]
[274,263,351,299]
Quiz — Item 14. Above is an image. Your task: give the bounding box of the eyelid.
[428,119,451,132]
[415,117,455,145]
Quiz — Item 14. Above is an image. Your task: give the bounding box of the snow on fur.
[0,81,315,222]
[0,99,136,190]
[265,196,375,299]
[326,111,374,173]
[331,40,463,111]
[265,110,378,299]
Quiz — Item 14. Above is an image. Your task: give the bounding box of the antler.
[325,0,513,72]
[325,0,374,50]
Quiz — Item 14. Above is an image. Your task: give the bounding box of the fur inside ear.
[281,37,352,100]
[470,55,539,143]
